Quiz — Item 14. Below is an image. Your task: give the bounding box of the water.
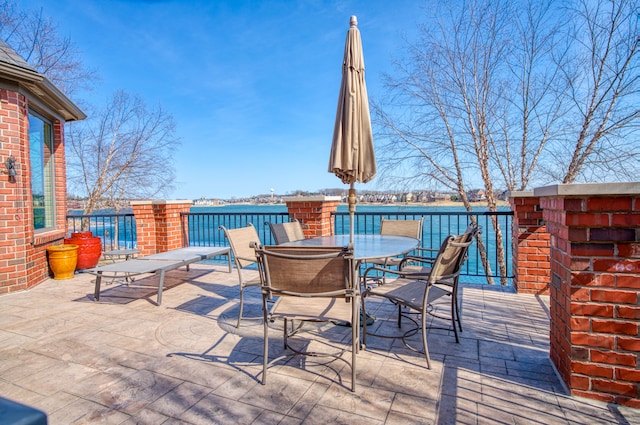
[190,203,513,281]
[69,203,513,282]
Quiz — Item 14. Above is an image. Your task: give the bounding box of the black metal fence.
[333,210,513,279]
[66,209,514,282]
[181,211,291,247]
[65,213,137,251]
[180,209,513,281]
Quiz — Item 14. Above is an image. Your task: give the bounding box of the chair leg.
[351,303,358,392]
[237,285,244,328]
[450,294,459,343]
[262,298,268,385]
[284,318,289,349]
[421,312,431,369]
[454,292,463,332]
[361,297,368,347]
[397,303,402,327]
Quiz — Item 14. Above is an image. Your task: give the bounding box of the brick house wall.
[0,90,72,293]
[0,42,85,293]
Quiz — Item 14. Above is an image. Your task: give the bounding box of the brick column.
[131,200,192,256]
[508,191,550,294]
[284,196,341,238]
[536,183,640,407]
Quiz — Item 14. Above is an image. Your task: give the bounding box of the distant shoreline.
[194,200,509,208]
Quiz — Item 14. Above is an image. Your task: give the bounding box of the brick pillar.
[131,200,192,256]
[508,191,550,295]
[284,196,341,238]
[536,182,640,407]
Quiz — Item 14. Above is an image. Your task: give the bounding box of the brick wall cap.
[130,200,193,206]
[508,190,535,198]
[283,196,341,202]
[534,182,640,197]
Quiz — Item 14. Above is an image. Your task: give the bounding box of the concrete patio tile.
[436,393,478,425]
[46,397,130,424]
[238,372,316,412]
[370,361,440,398]
[148,381,211,418]
[317,383,395,420]
[0,350,65,383]
[119,407,170,425]
[179,392,264,425]
[555,395,638,425]
[390,392,438,420]
[285,381,330,419]
[208,366,262,401]
[440,366,483,398]
[154,355,239,391]
[13,361,101,397]
[276,415,304,425]
[385,410,435,425]
[90,369,183,415]
[1,266,640,424]
[301,403,385,425]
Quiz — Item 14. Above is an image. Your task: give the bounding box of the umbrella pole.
[348,184,356,244]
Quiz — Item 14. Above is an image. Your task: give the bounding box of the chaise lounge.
[86,246,231,305]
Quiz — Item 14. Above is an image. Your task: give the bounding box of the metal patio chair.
[265,219,304,244]
[361,230,474,368]
[219,223,262,327]
[254,244,359,391]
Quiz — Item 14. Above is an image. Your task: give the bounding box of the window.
[29,111,55,230]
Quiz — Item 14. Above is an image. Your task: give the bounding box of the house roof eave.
[0,55,86,122]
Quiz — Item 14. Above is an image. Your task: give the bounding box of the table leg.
[156,269,166,305]
[94,272,103,301]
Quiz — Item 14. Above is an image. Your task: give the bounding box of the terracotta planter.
[47,244,78,280]
[64,231,102,270]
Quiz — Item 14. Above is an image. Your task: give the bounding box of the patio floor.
[0,263,639,425]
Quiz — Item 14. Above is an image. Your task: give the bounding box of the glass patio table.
[281,234,419,326]
[281,234,419,262]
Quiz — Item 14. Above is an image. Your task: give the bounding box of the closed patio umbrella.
[329,15,376,243]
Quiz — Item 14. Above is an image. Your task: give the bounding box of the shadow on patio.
[0,263,638,424]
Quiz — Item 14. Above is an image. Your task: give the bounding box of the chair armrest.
[415,247,438,255]
[400,254,436,270]
[363,265,425,281]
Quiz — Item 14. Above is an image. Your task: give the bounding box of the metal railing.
[332,210,513,280]
[181,211,291,247]
[66,209,514,282]
[66,213,137,251]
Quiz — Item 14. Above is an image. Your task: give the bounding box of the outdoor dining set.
[87,217,478,393]
[84,13,477,393]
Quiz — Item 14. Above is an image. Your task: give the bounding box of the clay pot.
[64,231,102,270]
[47,244,78,280]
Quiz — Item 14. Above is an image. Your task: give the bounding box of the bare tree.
[0,1,97,95]
[66,90,179,219]
[554,0,639,183]
[375,0,639,284]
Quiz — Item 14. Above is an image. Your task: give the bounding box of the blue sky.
[22,0,424,199]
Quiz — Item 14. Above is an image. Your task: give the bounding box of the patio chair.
[399,224,478,335]
[400,224,478,275]
[265,219,304,244]
[254,244,359,391]
[367,217,424,283]
[219,223,262,327]
[361,230,473,368]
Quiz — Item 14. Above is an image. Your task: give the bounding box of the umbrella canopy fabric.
[329,16,376,185]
